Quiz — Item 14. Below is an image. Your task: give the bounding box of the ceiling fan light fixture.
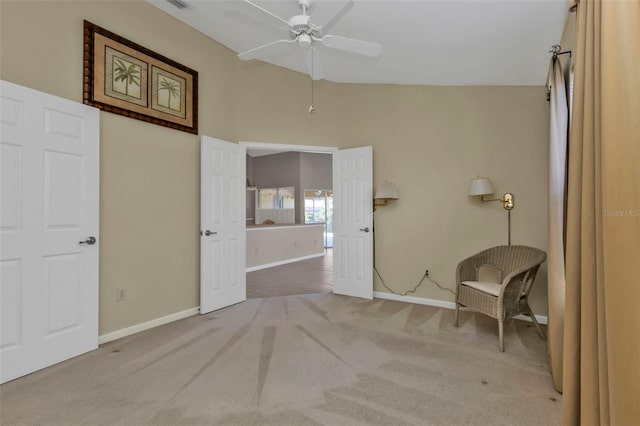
[298,33,312,49]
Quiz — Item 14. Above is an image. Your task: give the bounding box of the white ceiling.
[148,0,568,86]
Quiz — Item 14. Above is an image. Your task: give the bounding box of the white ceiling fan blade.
[317,0,354,35]
[223,2,289,36]
[238,39,295,60]
[303,48,324,81]
[240,0,290,28]
[322,35,383,58]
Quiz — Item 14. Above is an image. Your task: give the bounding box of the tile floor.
[247,249,333,298]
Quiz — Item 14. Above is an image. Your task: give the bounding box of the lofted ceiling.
[147,0,568,86]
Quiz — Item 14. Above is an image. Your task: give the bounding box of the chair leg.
[529,312,546,340]
[454,303,460,327]
[498,320,504,352]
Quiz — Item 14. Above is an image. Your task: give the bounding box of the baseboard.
[373,291,548,325]
[373,291,456,309]
[512,313,548,325]
[246,252,325,272]
[97,291,546,346]
[98,307,200,345]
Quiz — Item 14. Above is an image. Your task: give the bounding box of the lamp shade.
[469,177,494,196]
[375,180,399,200]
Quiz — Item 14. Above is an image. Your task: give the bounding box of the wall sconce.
[374,180,399,210]
[468,177,515,244]
[468,177,514,210]
[246,179,257,191]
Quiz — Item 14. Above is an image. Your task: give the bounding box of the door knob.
[79,236,97,245]
[204,230,217,236]
[359,227,370,233]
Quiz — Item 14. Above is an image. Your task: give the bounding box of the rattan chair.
[454,245,547,351]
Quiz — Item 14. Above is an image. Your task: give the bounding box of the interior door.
[332,146,373,299]
[0,81,100,383]
[200,136,246,314]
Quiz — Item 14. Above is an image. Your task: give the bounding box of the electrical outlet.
[425,269,430,277]
[116,288,127,302]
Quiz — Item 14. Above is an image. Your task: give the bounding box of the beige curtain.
[562,0,640,425]
[547,57,568,392]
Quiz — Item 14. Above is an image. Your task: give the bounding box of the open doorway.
[242,143,335,298]
[200,137,372,314]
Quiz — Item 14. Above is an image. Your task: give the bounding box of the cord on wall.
[374,267,456,297]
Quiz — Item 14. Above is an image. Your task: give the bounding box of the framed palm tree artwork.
[151,66,187,118]
[83,21,198,134]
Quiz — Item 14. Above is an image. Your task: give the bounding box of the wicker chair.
[454,245,547,351]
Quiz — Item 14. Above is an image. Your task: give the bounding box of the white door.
[332,146,373,299]
[0,81,100,383]
[200,136,246,314]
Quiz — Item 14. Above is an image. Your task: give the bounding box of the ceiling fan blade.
[322,35,383,58]
[317,0,354,35]
[240,0,290,28]
[238,39,295,60]
[224,3,289,36]
[303,48,324,81]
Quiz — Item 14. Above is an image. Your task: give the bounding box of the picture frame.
[83,20,198,134]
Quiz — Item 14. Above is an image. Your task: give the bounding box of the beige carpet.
[0,294,561,425]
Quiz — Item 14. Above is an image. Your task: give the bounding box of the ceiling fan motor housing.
[289,14,312,34]
[237,0,383,77]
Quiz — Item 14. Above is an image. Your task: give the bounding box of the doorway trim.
[241,141,374,300]
[240,141,338,294]
[239,142,338,155]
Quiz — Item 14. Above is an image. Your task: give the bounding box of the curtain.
[562,0,640,425]
[547,56,568,392]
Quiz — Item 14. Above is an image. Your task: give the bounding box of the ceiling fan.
[236,0,383,80]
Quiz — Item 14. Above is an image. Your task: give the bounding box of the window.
[257,187,295,209]
[304,190,333,248]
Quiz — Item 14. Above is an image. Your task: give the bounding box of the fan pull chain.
[308,47,316,114]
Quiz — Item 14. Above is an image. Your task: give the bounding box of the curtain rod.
[550,44,572,59]
[546,45,572,102]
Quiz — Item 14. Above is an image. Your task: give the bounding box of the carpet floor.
[0,294,561,425]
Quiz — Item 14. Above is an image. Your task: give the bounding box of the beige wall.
[340,85,550,311]
[1,0,237,334]
[234,78,550,312]
[1,0,550,335]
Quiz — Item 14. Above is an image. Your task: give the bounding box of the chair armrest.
[455,255,482,289]
[497,263,543,315]
[499,262,541,294]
